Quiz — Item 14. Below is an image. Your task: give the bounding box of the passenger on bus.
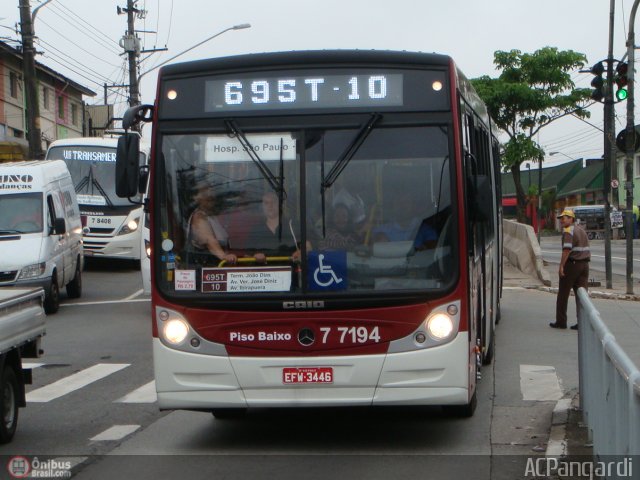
[188,187,237,264]
[373,192,438,250]
[246,190,306,263]
[319,203,362,250]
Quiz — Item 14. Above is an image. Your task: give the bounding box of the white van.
[0,161,83,313]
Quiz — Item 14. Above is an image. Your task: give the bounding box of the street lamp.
[549,151,575,162]
[138,23,251,82]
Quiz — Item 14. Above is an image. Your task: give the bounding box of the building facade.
[0,40,96,159]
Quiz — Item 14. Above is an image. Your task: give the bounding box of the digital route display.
[205,73,404,111]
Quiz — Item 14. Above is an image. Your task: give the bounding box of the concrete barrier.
[503,219,551,286]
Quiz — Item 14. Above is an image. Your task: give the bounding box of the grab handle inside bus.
[218,256,292,267]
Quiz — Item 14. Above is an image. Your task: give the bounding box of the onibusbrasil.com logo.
[524,457,633,479]
[7,456,72,478]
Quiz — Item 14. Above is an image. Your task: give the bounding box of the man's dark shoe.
[570,324,578,330]
[549,322,567,329]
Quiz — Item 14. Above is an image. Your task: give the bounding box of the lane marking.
[61,298,150,307]
[115,381,157,403]
[22,362,44,369]
[27,364,129,403]
[124,289,144,300]
[519,364,563,401]
[90,425,140,442]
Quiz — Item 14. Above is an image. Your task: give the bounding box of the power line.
[43,5,121,56]
[53,0,121,52]
[36,38,116,85]
[38,53,113,92]
[37,18,122,68]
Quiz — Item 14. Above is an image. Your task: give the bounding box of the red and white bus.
[116,50,502,418]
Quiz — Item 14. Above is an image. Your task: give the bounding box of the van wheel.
[44,275,60,314]
[0,365,19,443]
[66,260,82,299]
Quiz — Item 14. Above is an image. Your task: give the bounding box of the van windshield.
[0,193,43,234]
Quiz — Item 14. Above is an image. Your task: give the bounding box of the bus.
[115,50,502,417]
[46,136,149,261]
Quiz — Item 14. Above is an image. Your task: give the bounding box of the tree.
[471,47,592,223]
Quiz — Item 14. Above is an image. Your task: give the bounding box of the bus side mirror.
[116,134,140,198]
[473,175,493,223]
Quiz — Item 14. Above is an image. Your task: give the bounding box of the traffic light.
[614,62,629,101]
[616,126,640,152]
[590,61,605,102]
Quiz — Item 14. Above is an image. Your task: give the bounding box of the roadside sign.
[611,179,619,189]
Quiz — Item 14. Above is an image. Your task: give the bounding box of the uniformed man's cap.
[557,209,575,219]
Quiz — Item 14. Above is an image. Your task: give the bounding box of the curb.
[545,395,575,457]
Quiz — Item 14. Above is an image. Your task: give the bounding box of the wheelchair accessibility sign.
[308,251,347,291]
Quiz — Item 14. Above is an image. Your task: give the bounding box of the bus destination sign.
[205,73,403,112]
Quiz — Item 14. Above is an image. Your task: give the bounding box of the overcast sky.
[1,0,634,167]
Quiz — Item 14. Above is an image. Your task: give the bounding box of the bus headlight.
[117,217,140,235]
[163,319,189,345]
[426,313,454,340]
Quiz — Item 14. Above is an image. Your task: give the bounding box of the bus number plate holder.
[282,367,333,384]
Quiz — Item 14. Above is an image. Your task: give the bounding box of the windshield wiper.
[225,120,285,198]
[0,229,21,235]
[319,113,382,235]
[321,113,382,192]
[74,166,114,208]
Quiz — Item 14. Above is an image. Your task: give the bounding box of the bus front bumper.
[153,333,471,410]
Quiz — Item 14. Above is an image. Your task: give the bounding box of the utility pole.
[18,0,43,159]
[118,0,142,107]
[624,0,639,295]
[603,0,615,289]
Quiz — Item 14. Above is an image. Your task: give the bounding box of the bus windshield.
[156,124,455,297]
[47,145,143,207]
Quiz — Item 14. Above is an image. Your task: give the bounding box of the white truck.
[0,287,45,443]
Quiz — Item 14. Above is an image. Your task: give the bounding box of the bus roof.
[47,136,150,153]
[160,50,453,77]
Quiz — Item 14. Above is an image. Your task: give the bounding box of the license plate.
[282,367,333,384]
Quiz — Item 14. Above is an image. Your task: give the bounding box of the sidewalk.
[503,258,640,459]
[503,257,640,367]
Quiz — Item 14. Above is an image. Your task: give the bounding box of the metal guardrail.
[577,287,640,466]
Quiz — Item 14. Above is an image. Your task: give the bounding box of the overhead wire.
[36,38,115,85]
[42,4,121,56]
[37,18,122,69]
[53,0,121,53]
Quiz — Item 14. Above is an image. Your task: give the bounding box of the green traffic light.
[616,87,628,101]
